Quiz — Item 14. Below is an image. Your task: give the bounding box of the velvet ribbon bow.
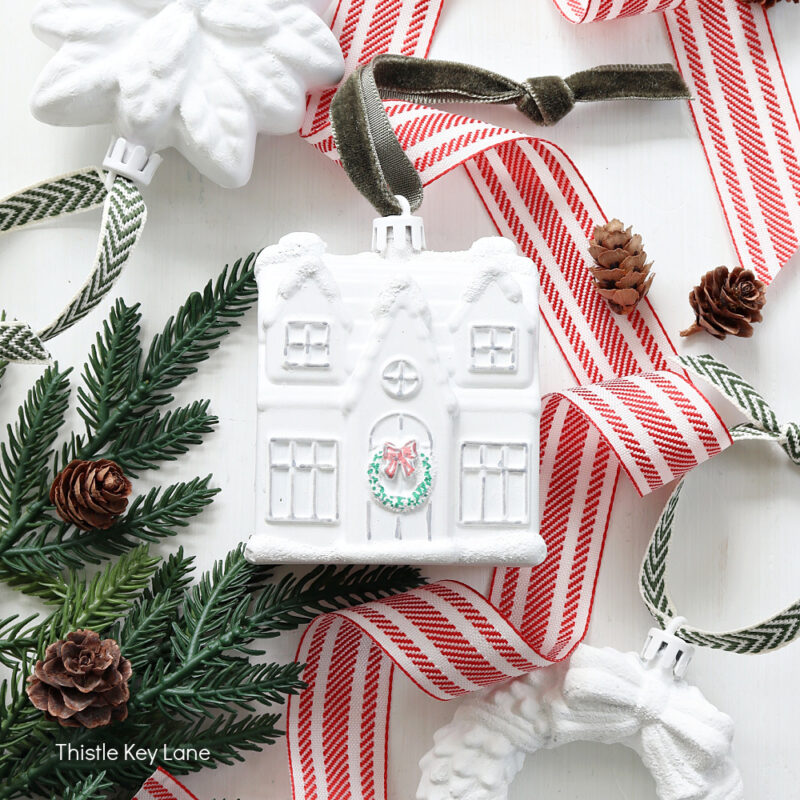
[331,54,690,216]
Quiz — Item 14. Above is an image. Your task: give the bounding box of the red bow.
[382,440,418,478]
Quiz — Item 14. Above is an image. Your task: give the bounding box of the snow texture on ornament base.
[418,644,743,800]
[248,206,543,566]
[30,0,344,188]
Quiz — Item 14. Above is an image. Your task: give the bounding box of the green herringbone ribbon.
[0,168,146,364]
[640,354,800,654]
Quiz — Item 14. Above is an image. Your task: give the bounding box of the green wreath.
[368,451,434,513]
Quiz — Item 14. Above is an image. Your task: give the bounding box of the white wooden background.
[2,2,800,798]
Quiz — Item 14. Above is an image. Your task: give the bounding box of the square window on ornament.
[284,321,331,368]
[470,326,517,373]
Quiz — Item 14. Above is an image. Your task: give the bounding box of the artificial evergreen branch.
[3,478,217,580]
[0,614,39,668]
[76,301,143,435]
[0,366,71,527]
[0,548,424,800]
[62,772,113,800]
[159,661,306,718]
[0,255,258,597]
[109,402,217,475]
[55,545,161,634]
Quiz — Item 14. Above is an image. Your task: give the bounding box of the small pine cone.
[26,630,132,729]
[681,266,766,340]
[50,459,132,530]
[588,219,654,316]
[745,0,798,8]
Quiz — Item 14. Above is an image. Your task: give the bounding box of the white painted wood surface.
[1,2,799,797]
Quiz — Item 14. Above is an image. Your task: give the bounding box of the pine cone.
[26,630,132,729]
[745,0,798,8]
[50,459,132,530]
[588,219,654,315]
[681,266,767,340]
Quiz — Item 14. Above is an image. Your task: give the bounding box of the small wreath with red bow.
[368,442,434,513]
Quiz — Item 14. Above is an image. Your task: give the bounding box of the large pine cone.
[681,266,766,340]
[50,459,132,530]
[26,630,132,729]
[588,219,654,315]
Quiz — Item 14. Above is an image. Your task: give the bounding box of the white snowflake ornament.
[30,0,345,187]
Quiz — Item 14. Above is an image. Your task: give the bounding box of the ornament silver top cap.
[641,616,695,679]
[373,195,426,256]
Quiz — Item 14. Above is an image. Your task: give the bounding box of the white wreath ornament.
[418,644,743,800]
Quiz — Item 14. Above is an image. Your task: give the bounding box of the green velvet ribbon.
[331,54,691,216]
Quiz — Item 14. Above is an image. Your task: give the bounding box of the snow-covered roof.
[372,277,433,330]
[343,277,456,413]
[462,268,523,304]
[278,260,342,303]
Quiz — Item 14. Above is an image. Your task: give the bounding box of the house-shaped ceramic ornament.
[247,201,545,565]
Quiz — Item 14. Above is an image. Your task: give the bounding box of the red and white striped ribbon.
[288,373,729,800]
[551,0,800,282]
[288,2,798,800]
[665,0,800,283]
[133,768,198,800]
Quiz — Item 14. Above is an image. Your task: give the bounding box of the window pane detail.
[284,321,331,368]
[470,326,517,373]
[460,443,528,525]
[381,359,422,399]
[269,439,338,523]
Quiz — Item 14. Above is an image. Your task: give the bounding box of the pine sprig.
[76,300,142,434]
[0,650,50,780]
[159,712,284,767]
[0,254,259,595]
[54,546,161,635]
[158,660,305,719]
[0,366,71,528]
[0,563,68,605]
[115,548,195,671]
[135,549,423,709]
[3,478,218,580]
[170,547,270,664]
[108,401,218,475]
[0,614,40,668]
[61,772,113,800]
[246,563,427,635]
[141,256,258,403]
[0,548,424,800]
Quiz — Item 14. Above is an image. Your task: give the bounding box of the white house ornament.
[248,200,544,565]
[30,0,345,188]
[418,625,743,800]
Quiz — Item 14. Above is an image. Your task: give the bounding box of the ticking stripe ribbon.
[641,354,800,654]
[133,767,198,800]
[0,169,146,364]
[289,2,799,800]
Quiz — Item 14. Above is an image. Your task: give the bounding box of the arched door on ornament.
[368,413,433,542]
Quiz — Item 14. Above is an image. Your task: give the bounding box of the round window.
[381,359,421,399]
